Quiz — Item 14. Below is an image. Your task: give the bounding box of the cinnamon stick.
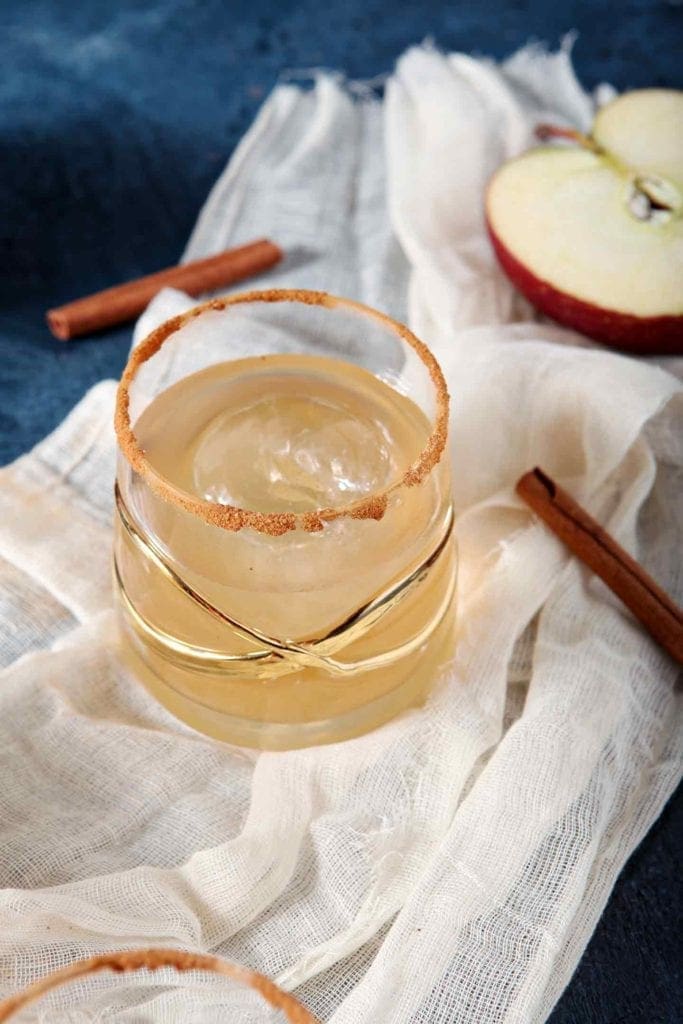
[46,238,283,340]
[516,467,683,664]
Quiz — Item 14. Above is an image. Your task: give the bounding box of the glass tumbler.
[113,290,456,749]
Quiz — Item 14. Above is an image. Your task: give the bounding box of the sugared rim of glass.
[114,289,450,536]
[0,947,319,1022]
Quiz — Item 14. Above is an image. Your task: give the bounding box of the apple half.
[486,89,683,354]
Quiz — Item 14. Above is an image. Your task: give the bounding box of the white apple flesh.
[486,89,683,354]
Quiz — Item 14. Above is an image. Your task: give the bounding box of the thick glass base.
[116,609,456,750]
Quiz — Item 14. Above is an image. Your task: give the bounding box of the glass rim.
[114,288,450,537]
[0,947,319,1022]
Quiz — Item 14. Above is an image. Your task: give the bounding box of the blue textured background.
[1,2,681,1020]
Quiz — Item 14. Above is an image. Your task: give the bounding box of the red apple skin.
[487,220,683,356]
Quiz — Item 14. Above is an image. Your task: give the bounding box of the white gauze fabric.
[0,42,681,1024]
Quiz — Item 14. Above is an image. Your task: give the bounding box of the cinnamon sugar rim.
[114,289,450,536]
[0,948,319,1023]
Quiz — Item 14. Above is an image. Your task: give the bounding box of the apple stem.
[535,123,601,153]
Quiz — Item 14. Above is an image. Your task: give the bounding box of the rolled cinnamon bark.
[517,467,683,664]
[46,238,283,340]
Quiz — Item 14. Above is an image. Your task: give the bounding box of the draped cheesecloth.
[0,42,680,1023]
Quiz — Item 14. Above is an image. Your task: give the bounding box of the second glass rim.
[114,288,450,537]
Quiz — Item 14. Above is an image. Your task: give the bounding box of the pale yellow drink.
[114,353,455,748]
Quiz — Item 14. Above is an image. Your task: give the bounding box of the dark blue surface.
[2,2,681,1020]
